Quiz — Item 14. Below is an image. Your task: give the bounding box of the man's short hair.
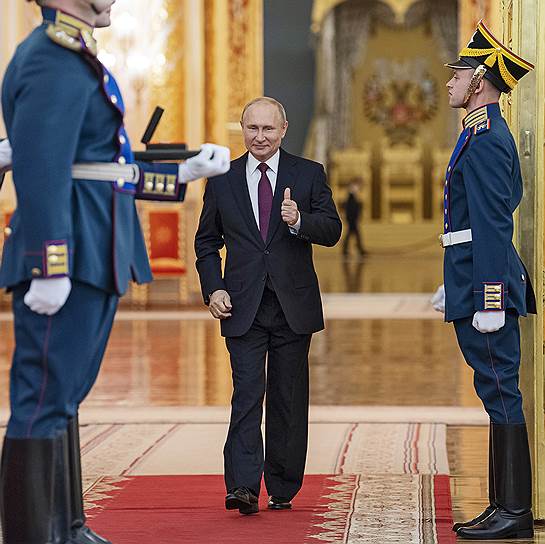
[241,97,287,125]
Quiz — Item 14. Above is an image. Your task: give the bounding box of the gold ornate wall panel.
[149,0,188,146]
[204,0,229,144]
[226,0,264,157]
[502,0,545,518]
[458,0,501,40]
[203,0,264,153]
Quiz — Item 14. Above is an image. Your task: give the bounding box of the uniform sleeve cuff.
[288,212,301,235]
[475,282,505,311]
[25,240,71,279]
[136,163,187,202]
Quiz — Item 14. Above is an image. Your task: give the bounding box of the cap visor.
[444,59,473,69]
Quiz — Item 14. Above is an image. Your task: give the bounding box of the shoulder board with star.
[46,24,83,53]
[473,119,491,135]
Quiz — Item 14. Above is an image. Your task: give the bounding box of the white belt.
[439,229,472,248]
[71,163,140,185]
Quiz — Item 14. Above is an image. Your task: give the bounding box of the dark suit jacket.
[194,149,342,337]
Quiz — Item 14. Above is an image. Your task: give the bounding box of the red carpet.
[434,475,457,544]
[86,474,456,543]
[87,474,357,544]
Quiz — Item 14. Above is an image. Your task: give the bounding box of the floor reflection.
[1,316,477,409]
[314,253,443,294]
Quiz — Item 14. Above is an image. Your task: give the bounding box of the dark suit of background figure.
[0,8,187,544]
[195,149,341,501]
[342,190,364,256]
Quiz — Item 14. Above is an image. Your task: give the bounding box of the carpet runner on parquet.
[79,422,455,543]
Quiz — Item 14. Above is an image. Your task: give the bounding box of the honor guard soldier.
[0,1,230,543]
[431,20,536,540]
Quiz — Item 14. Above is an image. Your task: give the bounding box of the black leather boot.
[0,434,72,544]
[458,423,533,540]
[453,425,496,531]
[67,416,112,544]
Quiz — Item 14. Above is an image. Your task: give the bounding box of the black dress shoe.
[457,508,533,540]
[267,496,292,510]
[225,487,259,515]
[73,525,113,544]
[452,505,495,532]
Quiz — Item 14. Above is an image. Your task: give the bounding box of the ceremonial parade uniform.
[0,8,207,544]
[443,102,536,422]
[440,20,536,540]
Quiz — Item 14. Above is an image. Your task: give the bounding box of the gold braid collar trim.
[45,11,97,56]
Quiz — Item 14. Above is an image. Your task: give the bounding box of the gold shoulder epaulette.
[46,24,82,53]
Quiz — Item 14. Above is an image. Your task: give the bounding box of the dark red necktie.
[257,163,273,241]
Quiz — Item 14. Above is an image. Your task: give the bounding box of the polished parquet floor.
[0,250,543,541]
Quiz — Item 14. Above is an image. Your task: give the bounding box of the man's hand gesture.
[281,188,299,226]
[209,289,232,320]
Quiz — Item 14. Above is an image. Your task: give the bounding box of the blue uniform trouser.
[454,310,525,424]
[7,280,118,439]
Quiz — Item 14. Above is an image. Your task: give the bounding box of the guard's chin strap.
[463,65,488,108]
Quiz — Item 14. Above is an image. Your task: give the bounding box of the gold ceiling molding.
[311,0,344,32]
[312,0,420,32]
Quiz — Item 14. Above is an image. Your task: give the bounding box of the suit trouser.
[453,310,525,424]
[7,280,118,438]
[224,287,312,500]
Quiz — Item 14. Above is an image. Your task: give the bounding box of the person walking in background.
[342,179,366,257]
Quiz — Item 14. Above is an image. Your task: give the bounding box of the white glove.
[472,311,505,333]
[430,284,445,313]
[24,277,72,316]
[0,139,12,173]
[178,143,230,183]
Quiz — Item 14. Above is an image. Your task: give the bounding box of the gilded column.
[204,0,229,145]
[504,0,545,518]
[227,0,264,157]
[149,0,189,145]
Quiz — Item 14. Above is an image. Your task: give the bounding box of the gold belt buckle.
[438,234,444,248]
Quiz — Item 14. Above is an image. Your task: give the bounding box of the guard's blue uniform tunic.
[1,9,187,438]
[443,102,536,423]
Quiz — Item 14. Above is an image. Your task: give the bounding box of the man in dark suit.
[195,97,341,515]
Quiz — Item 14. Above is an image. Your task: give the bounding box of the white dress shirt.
[246,150,300,232]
